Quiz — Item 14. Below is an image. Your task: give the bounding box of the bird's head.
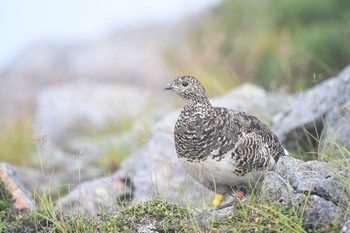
[164,76,210,106]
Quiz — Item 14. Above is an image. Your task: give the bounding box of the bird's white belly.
[179,155,261,190]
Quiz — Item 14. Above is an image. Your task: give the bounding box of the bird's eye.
[182,81,188,87]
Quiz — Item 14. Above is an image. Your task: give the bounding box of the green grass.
[0,118,348,232]
[0,196,192,232]
[69,114,137,139]
[2,143,349,233]
[0,116,36,165]
[95,144,132,173]
[92,119,152,174]
[0,192,344,232]
[210,200,305,233]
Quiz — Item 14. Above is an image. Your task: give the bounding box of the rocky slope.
[1,64,350,231]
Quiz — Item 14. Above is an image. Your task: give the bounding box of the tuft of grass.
[0,116,35,165]
[163,40,241,96]
[210,199,305,233]
[90,119,151,174]
[95,144,132,173]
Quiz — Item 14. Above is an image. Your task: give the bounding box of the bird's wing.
[231,131,272,174]
[229,110,281,173]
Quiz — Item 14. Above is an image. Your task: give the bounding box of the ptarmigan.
[164,75,288,207]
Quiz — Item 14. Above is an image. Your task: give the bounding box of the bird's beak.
[164,83,173,91]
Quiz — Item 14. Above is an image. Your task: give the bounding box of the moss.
[0,179,12,214]
[0,198,191,232]
[99,198,191,232]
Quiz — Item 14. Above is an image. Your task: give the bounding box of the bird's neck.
[183,97,212,112]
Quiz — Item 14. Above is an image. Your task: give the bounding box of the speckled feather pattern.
[165,76,287,195]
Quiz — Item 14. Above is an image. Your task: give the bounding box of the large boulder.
[34,80,155,145]
[56,174,133,215]
[272,65,350,155]
[261,156,349,231]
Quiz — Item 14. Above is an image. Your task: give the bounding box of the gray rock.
[136,223,158,233]
[57,174,133,215]
[260,171,295,204]
[261,156,349,231]
[188,205,237,230]
[272,65,350,154]
[341,220,350,233]
[322,67,350,151]
[66,134,132,159]
[322,98,350,157]
[315,170,350,208]
[17,163,104,201]
[0,163,35,212]
[35,80,153,145]
[282,159,334,194]
[15,141,107,201]
[32,141,77,171]
[274,155,305,179]
[300,195,343,231]
[264,191,343,231]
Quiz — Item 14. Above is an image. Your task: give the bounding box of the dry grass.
[0,116,36,165]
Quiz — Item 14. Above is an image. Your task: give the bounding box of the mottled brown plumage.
[165,76,288,206]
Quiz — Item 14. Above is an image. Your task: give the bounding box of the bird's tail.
[283,148,290,156]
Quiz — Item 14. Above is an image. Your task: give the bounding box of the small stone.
[341,220,350,233]
[0,163,34,212]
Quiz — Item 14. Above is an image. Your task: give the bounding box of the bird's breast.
[178,154,262,190]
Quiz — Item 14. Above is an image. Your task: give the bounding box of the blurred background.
[0,0,219,117]
[0,0,350,199]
